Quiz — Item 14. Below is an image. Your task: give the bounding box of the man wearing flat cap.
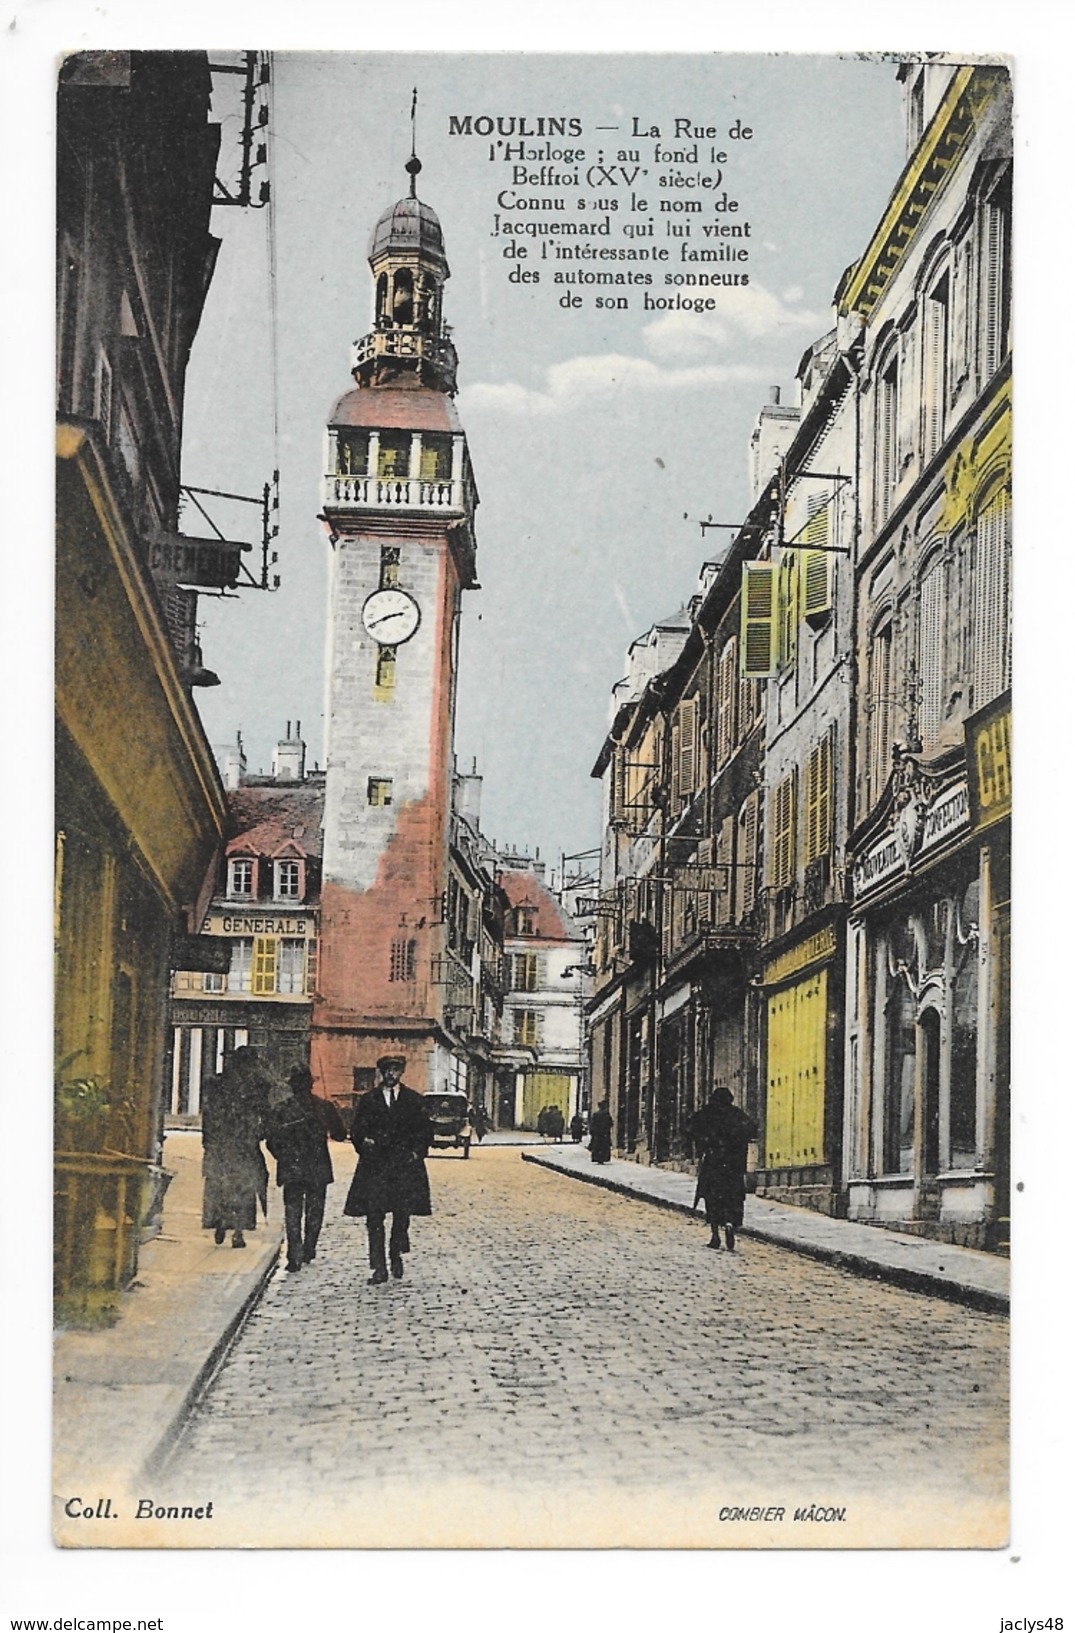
[343,1054,433,1285]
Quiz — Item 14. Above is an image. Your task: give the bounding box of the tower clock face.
[361,588,421,645]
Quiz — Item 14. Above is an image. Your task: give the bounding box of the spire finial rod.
[407,87,421,197]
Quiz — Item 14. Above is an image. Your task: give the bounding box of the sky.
[184,52,906,866]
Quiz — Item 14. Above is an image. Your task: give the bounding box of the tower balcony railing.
[352,327,458,381]
[323,472,465,512]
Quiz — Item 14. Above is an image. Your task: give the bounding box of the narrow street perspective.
[157,1143,1007,1547]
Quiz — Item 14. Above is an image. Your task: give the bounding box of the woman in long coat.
[201,1047,270,1248]
[589,1100,613,1164]
[691,1087,758,1251]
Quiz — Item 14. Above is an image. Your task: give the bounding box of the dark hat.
[377,1054,407,1072]
[711,1085,734,1105]
[288,1063,314,1092]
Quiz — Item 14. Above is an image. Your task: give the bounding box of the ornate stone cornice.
[839,66,1007,324]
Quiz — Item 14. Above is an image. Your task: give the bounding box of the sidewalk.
[522,1144,1010,1314]
[53,1130,285,1500]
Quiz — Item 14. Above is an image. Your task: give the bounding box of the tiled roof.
[328,387,462,433]
[499,869,582,942]
[225,783,325,859]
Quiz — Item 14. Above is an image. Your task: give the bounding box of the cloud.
[642,283,825,361]
[460,282,825,417]
[461,352,770,416]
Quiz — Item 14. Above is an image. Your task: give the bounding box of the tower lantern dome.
[354,157,457,393]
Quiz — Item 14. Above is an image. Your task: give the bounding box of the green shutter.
[740,563,779,678]
[802,498,832,617]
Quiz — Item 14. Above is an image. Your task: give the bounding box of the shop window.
[275,859,301,900]
[229,938,253,994]
[228,857,255,898]
[950,943,979,1169]
[920,1008,942,1176]
[367,777,393,807]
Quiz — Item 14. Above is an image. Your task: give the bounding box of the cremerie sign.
[966,690,1011,832]
[204,911,316,938]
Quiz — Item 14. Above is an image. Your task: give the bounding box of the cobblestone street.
[160,1146,1008,1547]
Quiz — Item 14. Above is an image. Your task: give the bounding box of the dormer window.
[275,859,301,900]
[228,857,255,898]
[515,906,537,937]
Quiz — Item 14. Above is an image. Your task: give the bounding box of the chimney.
[217,732,247,790]
[272,721,306,782]
[769,385,781,405]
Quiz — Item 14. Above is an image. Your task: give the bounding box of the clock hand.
[367,611,407,628]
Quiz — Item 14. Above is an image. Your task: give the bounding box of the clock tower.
[313,154,479,1108]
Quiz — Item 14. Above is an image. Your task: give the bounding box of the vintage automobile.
[423,1091,473,1157]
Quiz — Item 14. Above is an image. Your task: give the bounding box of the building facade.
[312,160,482,1110]
[585,60,1011,1253]
[168,728,325,1119]
[496,868,589,1132]
[840,63,1012,1249]
[55,53,232,1317]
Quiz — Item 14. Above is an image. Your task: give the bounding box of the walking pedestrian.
[201,1046,271,1248]
[547,1105,565,1143]
[691,1086,758,1251]
[569,1112,585,1143]
[588,1099,613,1164]
[343,1054,433,1285]
[266,1064,347,1272]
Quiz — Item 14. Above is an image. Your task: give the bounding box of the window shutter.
[740,563,779,678]
[780,553,799,669]
[670,720,682,804]
[981,200,1006,382]
[802,496,832,618]
[679,697,698,798]
[923,284,947,461]
[738,792,758,919]
[716,640,737,766]
[715,816,734,925]
[919,557,946,741]
[805,733,833,865]
[897,324,916,467]
[770,770,797,890]
[973,492,1011,705]
[252,936,277,995]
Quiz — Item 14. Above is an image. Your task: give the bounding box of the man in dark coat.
[589,1100,613,1164]
[343,1055,433,1285]
[691,1086,759,1251]
[266,1064,347,1272]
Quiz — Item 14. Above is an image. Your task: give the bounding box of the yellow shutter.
[740,563,780,678]
[252,936,277,995]
[804,735,832,865]
[770,771,797,889]
[679,696,698,799]
[780,553,798,669]
[802,498,832,617]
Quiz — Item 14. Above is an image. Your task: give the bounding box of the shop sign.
[763,923,837,986]
[853,780,970,900]
[967,692,1012,831]
[918,781,970,857]
[205,911,314,937]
